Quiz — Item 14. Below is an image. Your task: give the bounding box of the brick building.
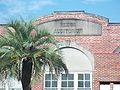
[1,11,120,90]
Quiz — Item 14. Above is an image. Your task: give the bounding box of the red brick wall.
[32,81,43,90]
[93,54,120,90]
[36,27,120,90]
[35,12,120,90]
[0,26,8,35]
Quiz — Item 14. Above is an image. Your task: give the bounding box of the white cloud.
[28,0,55,10]
[0,0,55,23]
[82,0,110,4]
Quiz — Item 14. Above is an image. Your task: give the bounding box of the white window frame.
[44,72,92,90]
[60,73,74,90]
[44,73,58,90]
[77,72,92,90]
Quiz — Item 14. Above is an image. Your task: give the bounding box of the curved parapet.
[33,11,108,26]
[33,11,109,36]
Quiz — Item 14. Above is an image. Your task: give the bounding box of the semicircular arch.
[58,41,94,71]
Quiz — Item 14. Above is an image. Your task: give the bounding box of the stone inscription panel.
[54,19,102,35]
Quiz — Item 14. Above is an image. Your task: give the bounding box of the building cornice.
[33,11,109,26]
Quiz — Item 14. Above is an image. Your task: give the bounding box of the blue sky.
[0,0,120,24]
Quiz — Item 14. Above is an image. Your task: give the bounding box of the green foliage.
[0,19,68,83]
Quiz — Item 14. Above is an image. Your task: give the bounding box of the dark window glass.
[45,74,51,80]
[52,81,57,87]
[78,74,83,80]
[62,81,67,87]
[85,74,90,80]
[45,81,51,87]
[78,81,84,87]
[68,74,74,80]
[85,81,90,87]
[68,81,74,87]
[52,74,57,80]
[62,74,67,80]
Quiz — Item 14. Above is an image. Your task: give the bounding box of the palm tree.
[0,19,68,90]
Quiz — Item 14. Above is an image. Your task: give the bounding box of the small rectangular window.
[61,74,74,90]
[78,73,91,90]
[44,74,58,90]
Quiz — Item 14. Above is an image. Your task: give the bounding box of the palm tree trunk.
[21,58,32,90]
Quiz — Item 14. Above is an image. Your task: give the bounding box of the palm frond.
[0,19,68,85]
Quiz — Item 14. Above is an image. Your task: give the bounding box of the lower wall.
[93,53,120,90]
[32,53,120,90]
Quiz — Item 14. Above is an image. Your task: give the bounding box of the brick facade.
[33,11,120,90]
[0,11,120,90]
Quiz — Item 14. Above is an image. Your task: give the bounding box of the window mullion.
[58,74,61,90]
[74,72,78,90]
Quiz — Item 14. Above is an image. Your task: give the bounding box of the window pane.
[78,74,83,80]
[68,74,74,80]
[52,81,57,87]
[52,74,57,80]
[45,81,51,87]
[62,74,67,80]
[62,81,67,87]
[78,81,84,87]
[45,74,51,80]
[68,81,74,87]
[85,81,90,87]
[85,74,90,80]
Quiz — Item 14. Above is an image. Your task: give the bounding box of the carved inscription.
[54,20,83,35]
[46,19,102,35]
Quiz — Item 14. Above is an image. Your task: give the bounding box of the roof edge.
[52,11,109,22]
[108,23,120,26]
